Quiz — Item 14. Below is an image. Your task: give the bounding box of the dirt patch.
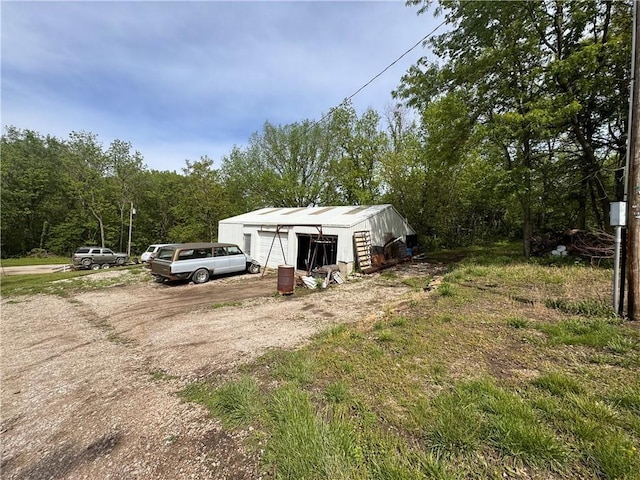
[1,261,444,479]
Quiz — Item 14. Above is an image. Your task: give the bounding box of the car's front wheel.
[192,268,210,284]
[248,262,260,274]
[116,257,125,265]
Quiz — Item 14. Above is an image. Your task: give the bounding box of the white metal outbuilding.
[217,204,416,273]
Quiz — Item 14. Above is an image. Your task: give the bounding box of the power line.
[317,17,448,125]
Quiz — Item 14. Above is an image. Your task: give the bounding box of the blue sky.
[2,1,439,172]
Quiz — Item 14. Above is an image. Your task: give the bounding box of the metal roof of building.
[220,204,401,228]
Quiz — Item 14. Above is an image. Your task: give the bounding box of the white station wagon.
[150,242,260,284]
[140,243,171,263]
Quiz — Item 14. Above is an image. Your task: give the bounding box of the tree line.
[1,0,632,259]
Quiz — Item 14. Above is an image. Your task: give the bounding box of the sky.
[1,0,440,172]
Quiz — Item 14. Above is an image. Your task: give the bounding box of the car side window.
[90,249,101,254]
[157,248,174,260]
[104,249,114,255]
[177,249,194,260]
[227,246,243,255]
[214,247,228,257]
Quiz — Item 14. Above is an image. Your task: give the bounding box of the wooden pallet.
[353,231,372,271]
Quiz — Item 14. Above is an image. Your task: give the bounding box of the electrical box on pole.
[611,202,627,226]
[611,202,627,315]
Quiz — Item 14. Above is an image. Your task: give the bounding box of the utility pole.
[127,202,136,258]
[627,0,640,321]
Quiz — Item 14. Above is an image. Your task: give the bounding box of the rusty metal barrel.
[277,264,295,295]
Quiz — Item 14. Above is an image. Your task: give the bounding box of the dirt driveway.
[1,262,443,479]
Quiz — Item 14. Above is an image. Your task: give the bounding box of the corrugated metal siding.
[219,205,398,228]
[218,223,243,244]
[218,205,416,271]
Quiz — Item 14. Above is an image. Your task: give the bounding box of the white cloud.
[2,1,439,171]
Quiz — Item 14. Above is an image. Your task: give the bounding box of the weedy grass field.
[0,265,149,297]
[181,246,640,480]
[0,256,70,267]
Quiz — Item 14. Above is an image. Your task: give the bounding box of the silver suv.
[72,247,128,269]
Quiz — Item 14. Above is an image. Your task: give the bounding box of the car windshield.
[145,246,156,253]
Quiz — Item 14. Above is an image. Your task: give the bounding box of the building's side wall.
[217,223,243,244]
[343,207,415,248]
[218,207,415,272]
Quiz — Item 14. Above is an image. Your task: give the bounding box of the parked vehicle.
[72,247,128,269]
[150,242,260,283]
[141,243,171,263]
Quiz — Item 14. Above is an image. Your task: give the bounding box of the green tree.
[105,139,146,252]
[329,104,388,205]
[221,119,336,208]
[0,127,68,256]
[64,131,119,248]
[131,169,185,250]
[171,157,228,242]
[397,0,632,256]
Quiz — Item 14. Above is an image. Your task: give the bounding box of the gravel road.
[1,263,442,479]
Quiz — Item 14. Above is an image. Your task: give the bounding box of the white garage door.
[259,232,289,268]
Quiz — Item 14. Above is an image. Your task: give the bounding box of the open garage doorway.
[296,234,337,271]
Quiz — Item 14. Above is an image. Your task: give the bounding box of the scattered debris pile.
[531,229,615,262]
[364,236,412,274]
[300,264,345,289]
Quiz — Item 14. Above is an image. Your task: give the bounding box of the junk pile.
[300,264,345,289]
[363,236,412,274]
[531,229,615,262]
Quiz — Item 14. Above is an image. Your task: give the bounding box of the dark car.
[72,247,129,269]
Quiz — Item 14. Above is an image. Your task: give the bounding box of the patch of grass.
[586,430,639,479]
[474,381,568,465]
[415,386,484,456]
[608,385,640,414]
[533,372,584,396]
[1,256,70,266]
[391,316,408,327]
[401,276,431,291]
[212,301,242,309]
[324,381,351,404]
[178,244,639,479]
[149,369,177,382]
[380,271,398,280]
[437,282,455,297]
[181,376,262,427]
[263,385,455,479]
[535,318,630,349]
[507,316,530,329]
[315,324,347,342]
[263,385,362,479]
[0,269,147,297]
[376,330,395,343]
[265,349,317,386]
[544,298,616,318]
[606,335,638,355]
